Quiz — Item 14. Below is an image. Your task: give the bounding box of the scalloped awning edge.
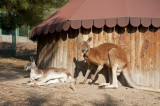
[29,17,160,40]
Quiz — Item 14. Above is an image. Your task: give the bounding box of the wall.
[0,35,32,42]
[37,25,160,88]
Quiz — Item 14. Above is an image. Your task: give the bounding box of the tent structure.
[29,0,160,40]
[29,0,160,88]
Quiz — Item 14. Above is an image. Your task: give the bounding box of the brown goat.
[79,36,160,92]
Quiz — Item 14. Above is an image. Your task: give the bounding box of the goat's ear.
[32,58,35,63]
[87,37,92,43]
[30,56,33,62]
[78,36,84,43]
[33,61,36,65]
[73,57,77,63]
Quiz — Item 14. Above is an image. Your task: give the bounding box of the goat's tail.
[123,65,160,93]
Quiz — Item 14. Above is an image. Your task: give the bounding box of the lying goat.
[24,58,76,91]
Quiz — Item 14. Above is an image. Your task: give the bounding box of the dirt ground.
[0,41,37,54]
[0,41,160,106]
[0,56,160,106]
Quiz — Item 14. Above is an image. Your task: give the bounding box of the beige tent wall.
[36,25,160,89]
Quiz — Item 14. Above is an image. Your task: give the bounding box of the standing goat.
[79,36,160,92]
[24,57,76,91]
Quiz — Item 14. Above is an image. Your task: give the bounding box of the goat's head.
[79,36,92,54]
[24,57,37,70]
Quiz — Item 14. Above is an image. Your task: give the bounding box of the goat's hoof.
[79,81,86,84]
[88,82,94,85]
[99,83,110,86]
[91,76,95,81]
[98,85,118,89]
[36,83,45,86]
[28,82,34,85]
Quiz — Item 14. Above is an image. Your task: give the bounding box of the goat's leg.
[46,79,61,85]
[101,65,118,89]
[28,79,35,85]
[99,66,118,89]
[110,65,118,88]
[36,77,49,85]
[80,69,90,84]
[99,48,119,89]
[108,69,112,84]
[80,63,94,84]
[91,65,103,81]
[99,68,112,86]
[105,48,118,88]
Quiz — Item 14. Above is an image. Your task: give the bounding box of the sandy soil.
[0,57,160,106]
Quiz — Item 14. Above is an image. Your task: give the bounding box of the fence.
[0,35,37,57]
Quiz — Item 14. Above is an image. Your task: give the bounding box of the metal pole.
[12,29,16,56]
[16,27,19,36]
[0,27,2,42]
[0,12,3,35]
[28,26,30,36]
[0,27,2,35]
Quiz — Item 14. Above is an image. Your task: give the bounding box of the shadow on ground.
[0,59,30,82]
[26,94,50,106]
[0,91,123,106]
[1,91,50,106]
[90,94,122,106]
[0,42,36,82]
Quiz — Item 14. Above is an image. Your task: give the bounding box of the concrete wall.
[0,35,32,42]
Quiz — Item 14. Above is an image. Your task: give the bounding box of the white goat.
[25,57,76,91]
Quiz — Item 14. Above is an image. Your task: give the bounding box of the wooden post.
[0,27,2,35]
[28,26,30,36]
[0,27,2,42]
[0,12,2,36]
[16,27,19,36]
[12,29,16,56]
